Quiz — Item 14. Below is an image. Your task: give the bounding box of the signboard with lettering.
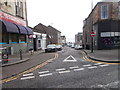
[0,11,26,26]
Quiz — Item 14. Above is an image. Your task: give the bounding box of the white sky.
[26,0,100,42]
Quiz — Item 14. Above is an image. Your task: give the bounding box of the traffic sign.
[91,32,95,37]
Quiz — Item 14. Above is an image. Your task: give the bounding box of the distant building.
[34,23,61,45]
[75,32,83,45]
[61,36,66,46]
[0,0,33,55]
[83,1,120,50]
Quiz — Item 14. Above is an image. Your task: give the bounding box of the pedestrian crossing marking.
[63,55,77,62]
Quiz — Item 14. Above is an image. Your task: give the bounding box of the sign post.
[90,32,95,53]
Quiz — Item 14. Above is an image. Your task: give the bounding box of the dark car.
[56,45,62,51]
[45,44,57,53]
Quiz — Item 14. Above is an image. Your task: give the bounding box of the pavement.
[83,49,120,63]
[2,50,56,79]
[1,50,44,67]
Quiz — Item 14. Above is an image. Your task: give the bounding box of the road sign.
[91,32,95,37]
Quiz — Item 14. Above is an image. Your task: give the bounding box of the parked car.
[56,45,62,51]
[71,44,75,48]
[45,44,57,53]
[75,45,83,50]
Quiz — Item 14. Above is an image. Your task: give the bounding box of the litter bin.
[0,47,8,64]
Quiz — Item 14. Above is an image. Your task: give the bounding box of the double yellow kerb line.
[0,53,58,84]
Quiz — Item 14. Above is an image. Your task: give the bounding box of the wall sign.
[0,11,26,26]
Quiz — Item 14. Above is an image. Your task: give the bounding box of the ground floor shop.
[1,20,33,55]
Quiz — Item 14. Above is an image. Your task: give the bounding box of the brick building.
[0,0,33,54]
[83,0,120,50]
[34,23,61,46]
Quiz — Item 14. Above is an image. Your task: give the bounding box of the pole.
[19,49,22,60]
[91,37,93,53]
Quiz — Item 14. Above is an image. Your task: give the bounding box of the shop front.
[1,20,33,55]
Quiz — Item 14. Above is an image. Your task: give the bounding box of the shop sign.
[0,11,26,26]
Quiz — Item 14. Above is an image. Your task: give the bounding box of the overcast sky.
[26,0,100,42]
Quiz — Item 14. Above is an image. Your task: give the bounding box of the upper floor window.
[16,0,23,18]
[101,4,109,19]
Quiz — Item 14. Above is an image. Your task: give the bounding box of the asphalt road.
[2,46,120,89]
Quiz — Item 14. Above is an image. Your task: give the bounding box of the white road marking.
[88,66,97,69]
[99,64,109,67]
[69,66,79,69]
[23,73,34,77]
[39,73,52,77]
[38,71,49,74]
[21,76,35,80]
[56,68,66,71]
[83,64,91,67]
[94,63,102,65]
[63,55,77,62]
[74,68,84,71]
[59,70,70,74]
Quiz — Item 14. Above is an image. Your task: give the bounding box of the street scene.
[0,0,120,90]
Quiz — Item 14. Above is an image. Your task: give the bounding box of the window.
[16,0,23,18]
[1,32,8,44]
[20,34,26,43]
[101,4,109,19]
[11,33,19,44]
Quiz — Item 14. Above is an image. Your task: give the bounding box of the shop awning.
[14,24,28,34]
[1,20,19,33]
[24,27,33,35]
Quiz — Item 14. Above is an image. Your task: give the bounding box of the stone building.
[0,0,33,54]
[34,23,61,46]
[75,32,83,46]
[61,36,66,46]
[83,0,120,50]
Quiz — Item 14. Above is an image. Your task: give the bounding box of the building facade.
[34,23,61,46]
[33,32,46,51]
[0,0,33,54]
[83,0,120,50]
[75,32,83,46]
[61,36,66,46]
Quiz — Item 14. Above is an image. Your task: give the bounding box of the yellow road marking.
[83,56,120,65]
[0,53,58,84]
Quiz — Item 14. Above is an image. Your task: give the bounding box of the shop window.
[11,33,19,44]
[101,4,109,19]
[20,34,26,43]
[1,32,8,44]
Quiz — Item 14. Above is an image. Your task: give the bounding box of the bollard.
[19,49,22,60]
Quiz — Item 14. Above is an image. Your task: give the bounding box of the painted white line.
[99,64,109,67]
[74,68,84,71]
[39,73,52,77]
[59,70,70,74]
[38,71,49,74]
[63,55,77,62]
[23,73,34,77]
[21,76,35,80]
[83,64,91,67]
[69,66,79,69]
[88,66,97,69]
[56,68,66,71]
[94,63,102,65]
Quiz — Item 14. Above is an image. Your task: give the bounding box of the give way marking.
[63,55,77,62]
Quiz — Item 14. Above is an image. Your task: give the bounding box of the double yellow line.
[0,53,58,84]
[83,53,120,65]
